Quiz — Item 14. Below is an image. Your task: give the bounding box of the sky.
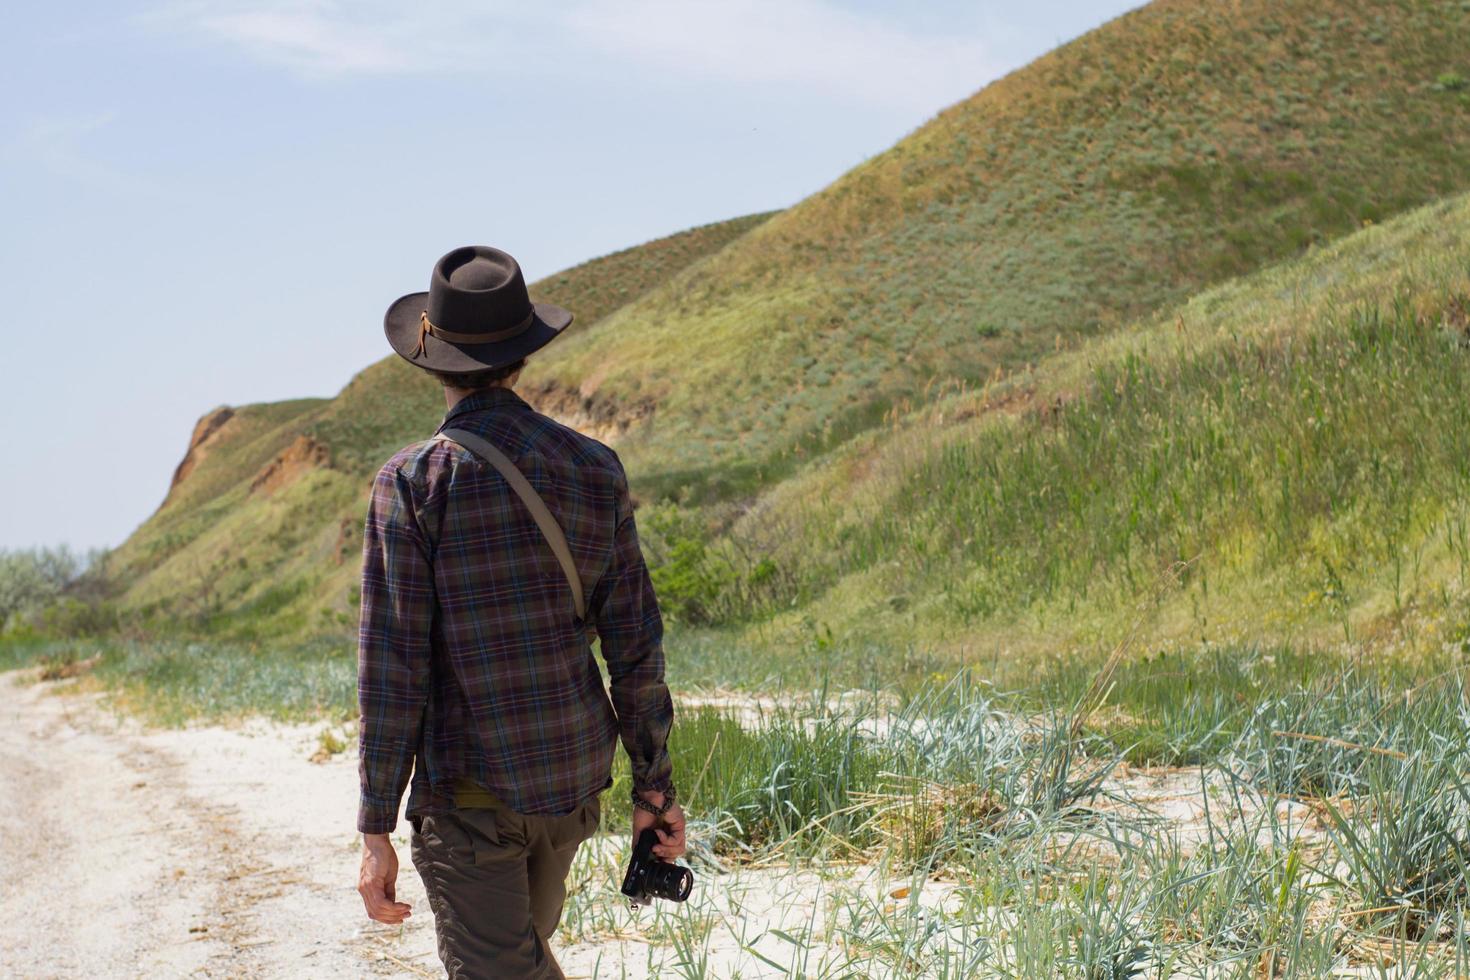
[0,0,1139,554]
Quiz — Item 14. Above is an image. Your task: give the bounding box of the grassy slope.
[105,212,773,633]
[105,398,330,607]
[692,192,1470,669]
[531,0,1470,501]
[302,210,777,479]
[107,0,1470,642]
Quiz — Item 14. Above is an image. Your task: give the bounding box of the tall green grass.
[731,291,1470,627]
[11,628,1470,972]
[8,636,355,725]
[569,646,1470,976]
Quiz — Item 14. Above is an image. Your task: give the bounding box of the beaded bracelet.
[631,783,677,817]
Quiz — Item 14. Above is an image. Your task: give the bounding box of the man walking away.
[354,245,686,978]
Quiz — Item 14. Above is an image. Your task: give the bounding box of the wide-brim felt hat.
[384,245,572,374]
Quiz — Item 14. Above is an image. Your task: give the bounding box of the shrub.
[1434,71,1468,92]
[642,507,740,626]
[0,545,113,636]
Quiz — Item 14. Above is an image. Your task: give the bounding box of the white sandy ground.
[0,670,964,979]
[0,668,1438,979]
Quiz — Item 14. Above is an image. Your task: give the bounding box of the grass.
[11,636,355,725]
[549,640,1470,976]
[100,211,772,632]
[93,0,1470,642]
[10,623,1470,972]
[536,0,1470,491]
[104,153,1470,710]
[1324,753,1470,941]
[681,190,1470,666]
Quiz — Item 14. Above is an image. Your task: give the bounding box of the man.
[355,245,685,979]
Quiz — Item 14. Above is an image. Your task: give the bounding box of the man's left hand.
[631,791,687,861]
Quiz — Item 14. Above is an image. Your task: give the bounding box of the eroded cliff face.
[519,377,655,448]
[249,435,332,497]
[103,213,771,628]
[164,407,236,503]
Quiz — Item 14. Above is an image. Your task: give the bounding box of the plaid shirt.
[356,385,674,834]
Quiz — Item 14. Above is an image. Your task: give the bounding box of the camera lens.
[646,861,694,902]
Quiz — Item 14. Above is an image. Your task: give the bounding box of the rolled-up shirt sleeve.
[356,462,434,834]
[589,459,675,795]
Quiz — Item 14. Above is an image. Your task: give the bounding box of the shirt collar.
[440,385,529,427]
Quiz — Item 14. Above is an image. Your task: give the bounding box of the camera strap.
[434,427,587,621]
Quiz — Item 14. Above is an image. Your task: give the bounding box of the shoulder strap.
[435,427,586,621]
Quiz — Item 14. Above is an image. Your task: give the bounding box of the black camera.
[620,828,693,907]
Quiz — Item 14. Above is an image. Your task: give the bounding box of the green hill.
[103,0,1470,648]
[679,192,1470,675]
[535,0,1470,501]
[105,212,774,635]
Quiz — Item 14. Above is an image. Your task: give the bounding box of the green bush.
[1434,70,1468,92]
[0,546,80,629]
[35,597,121,638]
[643,507,739,626]
[0,545,118,638]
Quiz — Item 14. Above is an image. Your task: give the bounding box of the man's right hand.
[631,790,687,860]
[359,832,413,925]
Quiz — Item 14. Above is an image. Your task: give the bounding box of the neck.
[445,382,510,411]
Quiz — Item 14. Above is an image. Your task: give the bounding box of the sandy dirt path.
[0,669,444,978]
[0,669,915,979]
[0,666,1357,979]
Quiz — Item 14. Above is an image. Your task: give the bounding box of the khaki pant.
[410,794,601,979]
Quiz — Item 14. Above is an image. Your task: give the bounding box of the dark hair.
[426,358,527,390]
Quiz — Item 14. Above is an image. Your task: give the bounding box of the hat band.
[413,309,536,359]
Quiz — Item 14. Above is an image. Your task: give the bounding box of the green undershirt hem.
[452,776,505,809]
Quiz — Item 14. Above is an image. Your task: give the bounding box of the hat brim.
[384,291,573,374]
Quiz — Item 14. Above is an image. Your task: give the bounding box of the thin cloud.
[147,0,997,110]
[1,113,182,200]
[145,0,538,76]
[191,7,411,73]
[565,0,997,112]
